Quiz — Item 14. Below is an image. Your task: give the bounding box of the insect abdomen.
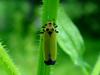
[44,59,56,65]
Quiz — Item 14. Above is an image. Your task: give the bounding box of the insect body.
[41,21,58,65]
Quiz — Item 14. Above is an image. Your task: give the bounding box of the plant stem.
[37,0,59,75]
[37,37,50,75]
[0,43,21,75]
[42,0,59,25]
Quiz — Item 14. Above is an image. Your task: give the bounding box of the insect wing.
[43,30,57,65]
[50,31,57,61]
[43,31,50,62]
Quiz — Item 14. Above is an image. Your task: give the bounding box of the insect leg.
[40,28,45,34]
[54,25,58,28]
[53,22,58,28]
[42,24,47,28]
[55,30,59,33]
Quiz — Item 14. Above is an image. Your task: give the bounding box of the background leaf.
[91,55,100,75]
[57,7,89,75]
[57,6,84,64]
[0,43,21,75]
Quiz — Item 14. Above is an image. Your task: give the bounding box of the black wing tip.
[44,60,56,65]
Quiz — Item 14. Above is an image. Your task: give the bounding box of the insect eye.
[46,28,49,31]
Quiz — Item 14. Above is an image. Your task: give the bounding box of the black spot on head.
[46,28,49,31]
[48,22,52,25]
[44,59,56,65]
[48,31,52,35]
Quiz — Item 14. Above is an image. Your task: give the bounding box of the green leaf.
[57,7,89,75]
[57,6,84,64]
[0,43,21,75]
[91,55,100,75]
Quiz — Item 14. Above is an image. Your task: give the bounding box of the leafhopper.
[41,21,58,65]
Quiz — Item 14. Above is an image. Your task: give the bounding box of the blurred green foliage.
[0,0,100,75]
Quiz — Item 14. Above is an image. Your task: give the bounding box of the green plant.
[0,43,21,75]
[91,55,100,75]
[37,0,90,75]
[57,7,90,75]
[37,0,59,75]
